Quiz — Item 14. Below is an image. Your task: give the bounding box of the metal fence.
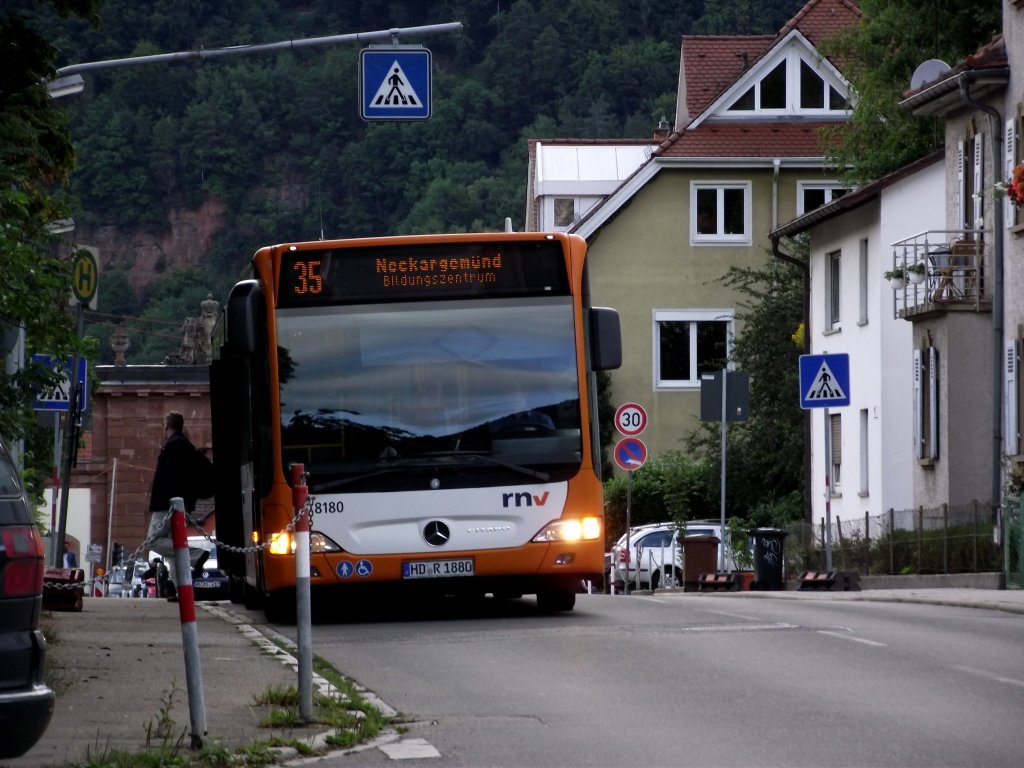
[1006,499,1023,588]
[780,501,1007,578]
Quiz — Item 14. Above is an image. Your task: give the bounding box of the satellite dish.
[910,59,951,91]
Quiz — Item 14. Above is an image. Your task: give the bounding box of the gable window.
[725,47,850,116]
[691,182,751,244]
[797,182,849,215]
[653,309,734,389]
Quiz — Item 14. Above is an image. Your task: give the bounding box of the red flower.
[1006,164,1024,207]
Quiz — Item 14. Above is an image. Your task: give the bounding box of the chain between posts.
[47,494,317,593]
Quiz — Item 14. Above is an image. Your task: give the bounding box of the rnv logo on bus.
[502,491,549,508]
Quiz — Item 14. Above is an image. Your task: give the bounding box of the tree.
[820,0,1001,183]
[684,249,807,526]
[1,1,99,476]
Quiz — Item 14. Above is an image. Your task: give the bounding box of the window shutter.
[1007,119,1018,226]
[913,350,924,460]
[972,136,984,231]
[1007,340,1020,456]
[830,413,842,466]
[956,141,965,232]
[928,346,939,460]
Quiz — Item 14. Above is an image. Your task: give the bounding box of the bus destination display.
[279,241,569,306]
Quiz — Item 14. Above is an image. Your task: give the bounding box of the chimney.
[654,115,671,141]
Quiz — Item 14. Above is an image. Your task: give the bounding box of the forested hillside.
[40,0,803,362]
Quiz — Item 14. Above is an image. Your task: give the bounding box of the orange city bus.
[211,232,620,621]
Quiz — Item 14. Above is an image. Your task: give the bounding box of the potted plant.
[906,262,926,285]
[726,516,755,590]
[883,267,906,290]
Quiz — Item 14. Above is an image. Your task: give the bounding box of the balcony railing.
[888,230,991,319]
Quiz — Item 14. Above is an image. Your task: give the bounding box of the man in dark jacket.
[146,411,198,598]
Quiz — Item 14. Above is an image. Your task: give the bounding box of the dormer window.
[725,47,849,116]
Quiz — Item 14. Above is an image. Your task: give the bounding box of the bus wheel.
[264,589,297,624]
[242,581,262,610]
[536,590,575,613]
[228,576,244,604]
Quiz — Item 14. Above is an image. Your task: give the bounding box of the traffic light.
[112,542,123,565]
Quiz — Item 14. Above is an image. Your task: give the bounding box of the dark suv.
[0,439,55,759]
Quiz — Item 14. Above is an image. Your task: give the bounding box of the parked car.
[608,520,742,591]
[0,439,55,758]
[188,536,230,601]
[608,522,684,591]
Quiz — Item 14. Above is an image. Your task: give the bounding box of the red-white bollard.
[170,497,207,748]
[291,464,314,722]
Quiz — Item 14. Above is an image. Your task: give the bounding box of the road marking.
[817,629,886,647]
[954,665,1024,688]
[380,738,442,759]
[705,608,763,621]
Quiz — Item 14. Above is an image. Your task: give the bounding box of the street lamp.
[46,74,85,99]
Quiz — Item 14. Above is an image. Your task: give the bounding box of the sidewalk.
[4,598,309,768]
[7,587,1024,767]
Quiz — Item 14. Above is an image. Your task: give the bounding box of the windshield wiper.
[309,449,550,492]
[414,450,550,482]
[311,467,406,492]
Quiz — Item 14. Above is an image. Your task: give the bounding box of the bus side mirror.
[226,280,262,355]
[590,307,621,371]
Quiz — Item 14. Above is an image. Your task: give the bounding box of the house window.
[829,413,842,492]
[825,250,841,331]
[957,134,984,234]
[553,198,575,228]
[859,408,869,497]
[691,182,751,244]
[858,238,868,325]
[913,347,939,461]
[797,182,849,215]
[653,310,734,389]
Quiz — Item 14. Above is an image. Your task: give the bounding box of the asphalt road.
[251,591,1024,767]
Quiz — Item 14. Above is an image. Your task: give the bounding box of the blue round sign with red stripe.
[614,437,647,471]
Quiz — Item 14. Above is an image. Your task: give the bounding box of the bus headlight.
[268,531,292,555]
[532,517,601,543]
[268,531,342,555]
[310,532,342,553]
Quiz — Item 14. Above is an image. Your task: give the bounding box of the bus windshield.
[277,296,583,489]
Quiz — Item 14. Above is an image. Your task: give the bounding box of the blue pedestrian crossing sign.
[360,47,431,120]
[799,353,850,409]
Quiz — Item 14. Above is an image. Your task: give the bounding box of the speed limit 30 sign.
[614,402,647,436]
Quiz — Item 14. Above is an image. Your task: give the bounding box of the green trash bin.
[681,535,720,592]
[749,528,787,591]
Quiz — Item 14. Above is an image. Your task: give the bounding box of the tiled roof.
[902,34,1007,98]
[657,121,841,158]
[681,36,774,119]
[776,0,862,47]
